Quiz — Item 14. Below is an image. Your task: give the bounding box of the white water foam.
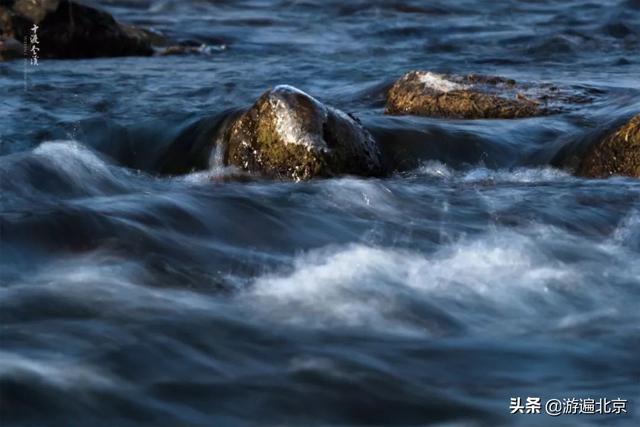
[416,161,572,183]
[1,252,221,316]
[612,208,640,249]
[176,136,245,184]
[320,177,398,215]
[0,351,117,390]
[34,140,115,179]
[243,226,638,336]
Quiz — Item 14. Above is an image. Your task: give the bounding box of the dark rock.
[224,85,384,180]
[0,4,14,36]
[0,35,22,60]
[1,0,153,59]
[576,114,640,178]
[385,71,545,119]
[11,0,59,24]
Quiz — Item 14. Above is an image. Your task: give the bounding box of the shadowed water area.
[1,0,639,426]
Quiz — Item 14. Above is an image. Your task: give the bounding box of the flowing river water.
[1,0,639,426]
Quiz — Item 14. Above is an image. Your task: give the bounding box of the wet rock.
[224,85,384,180]
[157,44,210,56]
[0,5,14,35]
[576,114,640,178]
[1,0,153,59]
[12,0,59,24]
[0,35,22,60]
[385,71,545,119]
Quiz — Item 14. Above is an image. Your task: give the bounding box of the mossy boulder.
[576,114,640,178]
[224,85,384,180]
[0,0,153,59]
[386,71,547,119]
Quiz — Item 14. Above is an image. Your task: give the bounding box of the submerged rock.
[224,85,384,180]
[386,71,547,119]
[576,114,640,178]
[1,0,153,59]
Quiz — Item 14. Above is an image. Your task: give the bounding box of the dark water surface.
[1,1,640,426]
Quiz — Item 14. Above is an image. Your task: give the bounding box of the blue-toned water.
[1,1,639,426]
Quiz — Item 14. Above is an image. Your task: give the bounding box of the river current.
[1,0,639,426]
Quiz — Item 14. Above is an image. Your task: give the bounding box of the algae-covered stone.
[576,114,640,178]
[385,71,544,119]
[1,0,153,59]
[225,85,384,180]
